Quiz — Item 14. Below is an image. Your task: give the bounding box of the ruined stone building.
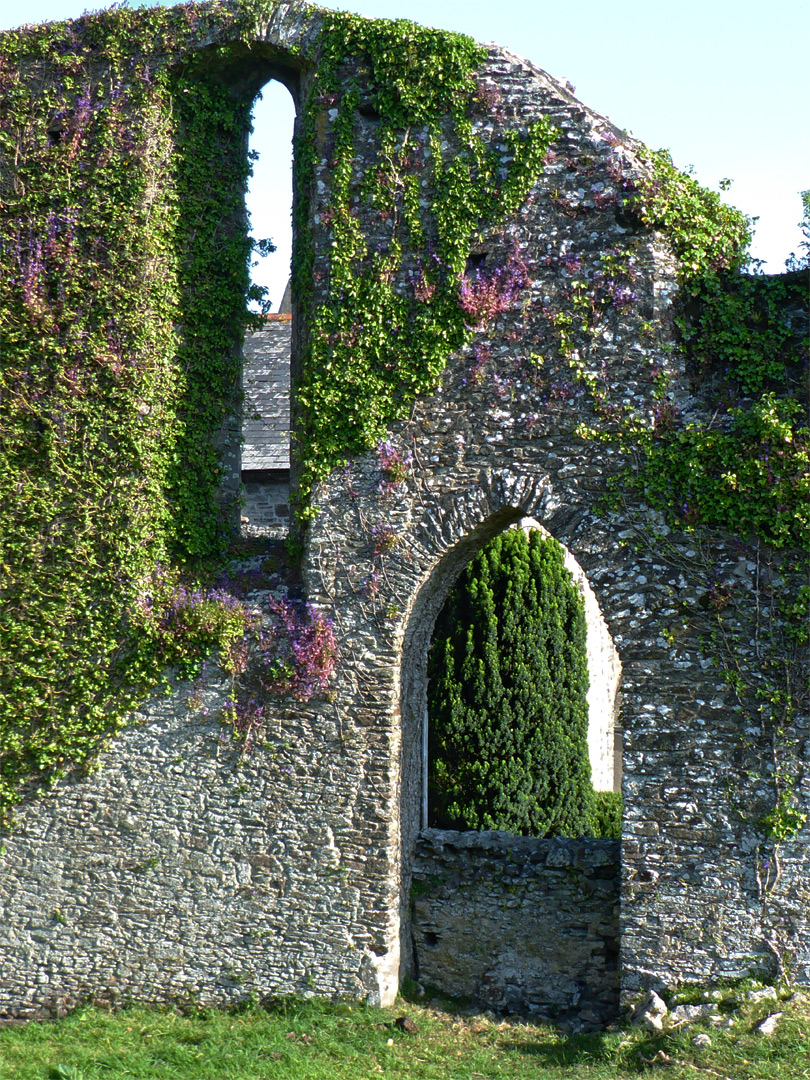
[0,0,806,1026]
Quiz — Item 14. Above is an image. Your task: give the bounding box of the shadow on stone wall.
[411,829,620,1031]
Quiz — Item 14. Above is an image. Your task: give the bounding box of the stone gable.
[0,0,806,1024]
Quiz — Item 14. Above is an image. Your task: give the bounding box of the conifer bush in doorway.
[427,527,595,836]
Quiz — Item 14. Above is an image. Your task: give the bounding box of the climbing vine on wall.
[0,0,556,822]
[1,0,805,908]
[548,145,807,551]
[536,141,807,971]
[290,11,556,514]
[535,134,807,875]
[580,150,808,871]
[632,155,807,554]
[0,1,258,823]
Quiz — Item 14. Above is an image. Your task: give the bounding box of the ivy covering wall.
[0,0,555,823]
[0,0,806,840]
[0,2,258,821]
[625,153,808,551]
[291,11,555,513]
[577,154,809,845]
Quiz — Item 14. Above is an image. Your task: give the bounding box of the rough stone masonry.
[0,0,806,1023]
[411,830,620,1028]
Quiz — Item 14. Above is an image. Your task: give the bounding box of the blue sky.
[4,0,808,309]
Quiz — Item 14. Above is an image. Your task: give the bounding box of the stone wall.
[0,658,397,1019]
[301,38,809,998]
[411,830,620,1029]
[0,0,807,1022]
[241,470,291,535]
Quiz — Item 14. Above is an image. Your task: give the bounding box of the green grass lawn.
[1,991,809,1080]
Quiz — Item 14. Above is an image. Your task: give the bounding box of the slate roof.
[242,316,291,470]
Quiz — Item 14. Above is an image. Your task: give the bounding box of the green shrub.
[589,790,622,839]
[427,527,594,836]
[677,271,806,396]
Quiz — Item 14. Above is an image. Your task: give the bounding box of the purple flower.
[370,523,399,555]
[377,439,411,495]
[259,598,337,701]
[457,245,529,329]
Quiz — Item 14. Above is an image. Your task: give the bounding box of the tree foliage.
[427,527,595,837]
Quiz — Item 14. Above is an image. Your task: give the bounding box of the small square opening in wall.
[240,469,290,535]
[464,252,488,277]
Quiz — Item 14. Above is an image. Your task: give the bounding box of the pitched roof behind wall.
[242,318,291,470]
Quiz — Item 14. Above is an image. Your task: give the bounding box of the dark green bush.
[589,790,622,839]
[427,527,595,836]
[677,270,807,396]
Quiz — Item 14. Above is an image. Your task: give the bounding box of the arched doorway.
[396,485,623,1022]
[401,514,622,847]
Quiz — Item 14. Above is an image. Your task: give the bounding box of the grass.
[1,990,809,1079]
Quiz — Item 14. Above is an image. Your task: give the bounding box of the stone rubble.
[633,990,668,1032]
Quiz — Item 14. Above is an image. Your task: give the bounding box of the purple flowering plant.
[457,246,529,329]
[258,597,338,702]
[370,523,400,555]
[363,571,380,599]
[377,438,412,495]
[131,565,252,680]
[222,696,266,754]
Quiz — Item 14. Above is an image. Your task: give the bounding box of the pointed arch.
[395,466,624,975]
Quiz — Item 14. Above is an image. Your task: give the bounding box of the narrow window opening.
[241,80,295,537]
[356,101,381,122]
